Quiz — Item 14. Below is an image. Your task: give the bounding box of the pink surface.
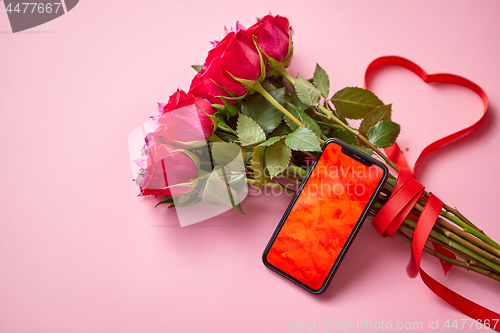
[1,1,499,332]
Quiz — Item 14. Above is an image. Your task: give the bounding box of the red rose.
[246,15,292,66]
[138,136,199,196]
[189,56,246,105]
[163,88,190,112]
[189,31,265,104]
[158,89,215,142]
[219,31,263,83]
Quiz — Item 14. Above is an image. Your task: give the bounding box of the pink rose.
[158,89,215,143]
[137,89,214,196]
[138,135,199,196]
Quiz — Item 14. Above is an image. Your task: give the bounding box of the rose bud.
[219,31,265,85]
[189,56,246,105]
[189,30,266,104]
[246,15,293,69]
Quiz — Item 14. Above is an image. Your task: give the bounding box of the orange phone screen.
[266,142,384,291]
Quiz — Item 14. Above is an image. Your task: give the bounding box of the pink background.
[1,0,499,332]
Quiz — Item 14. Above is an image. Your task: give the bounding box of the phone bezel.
[262,138,389,294]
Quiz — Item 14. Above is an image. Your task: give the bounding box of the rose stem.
[432,223,500,265]
[423,233,492,271]
[273,65,296,85]
[373,200,500,266]
[367,213,484,270]
[286,163,307,178]
[278,175,302,186]
[385,216,499,274]
[395,230,500,283]
[369,210,499,277]
[387,178,484,234]
[436,218,500,258]
[404,225,500,275]
[252,81,305,129]
[400,217,500,272]
[382,182,500,254]
[252,81,324,144]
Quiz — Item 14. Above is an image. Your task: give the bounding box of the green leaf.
[265,139,292,178]
[295,74,321,107]
[366,120,401,148]
[331,87,384,119]
[236,113,266,148]
[359,104,392,136]
[252,146,268,188]
[241,88,285,134]
[328,129,373,155]
[352,144,373,156]
[285,92,308,113]
[330,128,356,145]
[324,100,349,125]
[283,102,321,137]
[269,122,293,137]
[211,142,245,172]
[244,148,253,163]
[215,111,237,135]
[284,127,322,152]
[155,195,174,208]
[191,64,203,72]
[202,166,241,208]
[227,172,247,195]
[313,64,330,98]
[261,80,278,92]
[258,136,281,147]
[221,97,239,119]
[169,196,203,208]
[215,131,238,143]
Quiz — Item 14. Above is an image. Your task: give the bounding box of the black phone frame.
[262,138,389,294]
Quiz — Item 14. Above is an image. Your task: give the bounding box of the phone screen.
[264,140,387,293]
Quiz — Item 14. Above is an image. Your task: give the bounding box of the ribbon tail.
[421,269,500,331]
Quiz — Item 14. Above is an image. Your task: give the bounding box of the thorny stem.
[279,175,302,186]
[252,81,324,145]
[373,201,500,269]
[286,163,307,178]
[386,179,490,238]
[444,204,483,233]
[432,223,500,265]
[436,218,500,258]
[400,217,500,273]
[368,210,500,280]
[395,231,500,283]
[440,211,500,250]
[252,81,304,129]
[274,65,296,85]
[382,183,500,254]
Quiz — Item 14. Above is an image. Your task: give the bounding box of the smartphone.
[262,138,388,294]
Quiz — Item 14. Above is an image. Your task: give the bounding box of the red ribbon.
[365,56,499,328]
